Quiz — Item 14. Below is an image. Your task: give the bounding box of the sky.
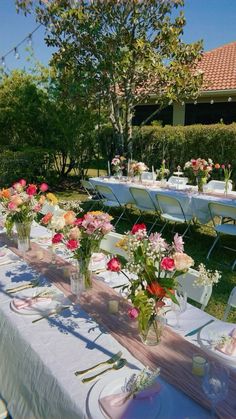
[0,0,236,72]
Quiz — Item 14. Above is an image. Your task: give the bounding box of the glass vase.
[78,257,93,289]
[139,314,166,346]
[15,221,32,252]
[197,176,207,193]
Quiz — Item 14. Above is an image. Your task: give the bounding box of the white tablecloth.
[90,177,236,224]
[0,225,234,419]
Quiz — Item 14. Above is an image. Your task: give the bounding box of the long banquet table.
[89,177,236,224]
[0,224,236,419]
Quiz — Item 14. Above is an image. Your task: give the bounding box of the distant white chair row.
[204,180,233,193]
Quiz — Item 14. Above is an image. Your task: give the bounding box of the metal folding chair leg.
[207,234,220,260]
[232,259,236,271]
[182,223,191,238]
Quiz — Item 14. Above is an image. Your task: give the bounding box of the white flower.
[50,215,66,230]
[193,264,221,287]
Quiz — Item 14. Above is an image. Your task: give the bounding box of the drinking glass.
[202,362,229,418]
[171,289,187,328]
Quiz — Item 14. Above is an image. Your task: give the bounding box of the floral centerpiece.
[107,223,193,345]
[48,211,113,289]
[184,158,213,192]
[156,159,170,181]
[111,155,126,177]
[0,179,56,251]
[213,163,232,194]
[130,161,148,182]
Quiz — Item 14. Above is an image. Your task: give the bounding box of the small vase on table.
[15,221,32,253]
[197,176,207,193]
[139,311,166,346]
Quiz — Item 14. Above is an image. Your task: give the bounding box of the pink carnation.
[128,307,139,319]
[33,204,41,213]
[66,239,79,250]
[8,201,17,211]
[131,223,147,234]
[40,183,49,192]
[160,257,175,271]
[19,179,26,187]
[107,257,121,272]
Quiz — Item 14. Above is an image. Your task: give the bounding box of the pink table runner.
[3,236,236,419]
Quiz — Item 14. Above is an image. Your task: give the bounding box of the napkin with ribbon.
[99,382,161,419]
[12,296,52,310]
[216,328,236,356]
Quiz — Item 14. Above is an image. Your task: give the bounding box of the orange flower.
[147,282,166,298]
[215,163,220,169]
[41,212,53,225]
[64,211,76,225]
[0,188,11,199]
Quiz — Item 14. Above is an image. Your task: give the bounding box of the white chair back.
[209,202,236,223]
[40,203,62,215]
[129,187,157,211]
[100,232,127,258]
[167,176,189,186]
[177,269,212,310]
[81,179,95,192]
[95,185,119,204]
[156,193,184,217]
[204,180,233,192]
[141,172,153,181]
[223,286,236,321]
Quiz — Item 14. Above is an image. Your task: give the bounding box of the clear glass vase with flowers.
[0,179,54,252]
[49,211,114,290]
[184,158,213,192]
[111,156,126,178]
[130,161,148,183]
[107,223,194,345]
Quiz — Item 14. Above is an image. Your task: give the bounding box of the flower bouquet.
[50,211,113,289]
[0,179,56,251]
[156,159,170,181]
[184,158,213,192]
[130,161,148,182]
[111,156,126,177]
[107,224,193,345]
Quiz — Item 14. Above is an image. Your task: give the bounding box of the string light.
[228,97,232,102]
[181,101,185,106]
[210,99,214,104]
[0,24,41,68]
[194,100,197,105]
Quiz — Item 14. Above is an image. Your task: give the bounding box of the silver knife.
[185,319,215,337]
[32,306,70,323]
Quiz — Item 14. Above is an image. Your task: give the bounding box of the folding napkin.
[216,328,236,356]
[13,296,52,310]
[99,382,161,419]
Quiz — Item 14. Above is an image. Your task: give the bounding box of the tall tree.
[17,0,203,153]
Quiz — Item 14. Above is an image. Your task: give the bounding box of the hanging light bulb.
[228,97,232,102]
[14,48,20,60]
[1,57,6,67]
[194,100,197,105]
[210,99,214,105]
[28,34,32,47]
[181,101,185,106]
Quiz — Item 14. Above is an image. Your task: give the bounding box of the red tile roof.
[199,41,236,91]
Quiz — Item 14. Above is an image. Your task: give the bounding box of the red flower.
[52,233,64,244]
[131,223,147,234]
[74,217,84,226]
[221,164,225,169]
[26,184,37,196]
[107,257,121,272]
[40,183,49,192]
[19,179,26,186]
[66,239,79,250]
[128,307,139,319]
[147,282,166,298]
[160,257,175,271]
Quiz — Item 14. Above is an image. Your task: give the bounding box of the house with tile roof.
[133,41,236,126]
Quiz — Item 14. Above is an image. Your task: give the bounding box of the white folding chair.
[204,180,233,193]
[80,179,102,210]
[167,176,189,187]
[141,172,153,181]
[0,398,8,419]
[155,193,193,237]
[100,232,127,258]
[223,287,236,321]
[95,184,130,227]
[129,187,160,233]
[207,202,236,270]
[177,268,212,310]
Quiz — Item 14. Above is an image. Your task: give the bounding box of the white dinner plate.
[198,321,236,366]
[10,287,70,316]
[87,372,172,419]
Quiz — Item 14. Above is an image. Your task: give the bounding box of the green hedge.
[132,123,236,183]
[0,149,54,187]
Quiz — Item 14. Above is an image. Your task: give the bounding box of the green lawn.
[57,189,236,323]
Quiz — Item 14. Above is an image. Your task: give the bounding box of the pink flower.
[11,195,23,206]
[33,204,41,213]
[8,201,17,211]
[66,239,79,250]
[19,179,26,187]
[173,252,193,271]
[40,183,49,192]
[107,257,121,272]
[160,257,175,271]
[128,307,139,319]
[221,164,225,169]
[173,233,184,253]
[52,233,64,244]
[26,184,37,196]
[74,217,84,226]
[131,223,147,234]
[13,182,22,192]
